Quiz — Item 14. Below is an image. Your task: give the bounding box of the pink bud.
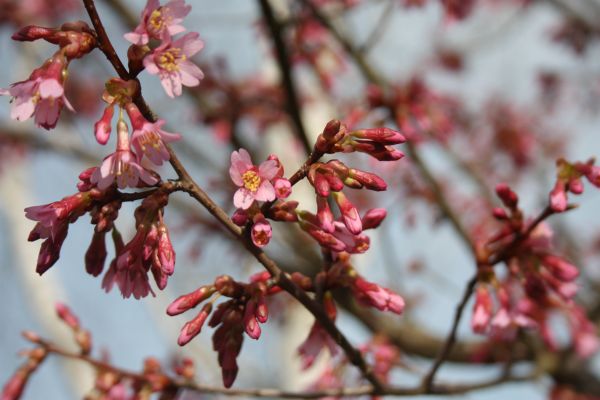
[85,231,107,277]
[316,196,335,233]
[350,127,406,145]
[94,104,114,145]
[177,303,212,346]
[312,173,330,197]
[349,169,387,191]
[12,25,57,42]
[1,371,27,400]
[322,119,342,140]
[492,207,508,220]
[167,286,216,316]
[495,183,518,209]
[542,255,579,281]
[231,209,249,226]
[549,182,567,212]
[362,208,387,230]
[55,303,79,330]
[273,178,291,199]
[568,178,584,194]
[251,215,272,248]
[255,296,268,323]
[332,192,362,234]
[267,201,298,222]
[267,154,284,177]
[243,300,261,340]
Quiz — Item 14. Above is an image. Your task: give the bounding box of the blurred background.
[1,0,600,398]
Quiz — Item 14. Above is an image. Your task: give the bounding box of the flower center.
[139,130,161,153]
[158,48,185,72]
[149,9,164,31]
[242,170,261,192]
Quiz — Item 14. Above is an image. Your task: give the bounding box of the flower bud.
[362,208,387,230]
[167,285,216,316]
[495,183,518,209]
[177,303,212,346]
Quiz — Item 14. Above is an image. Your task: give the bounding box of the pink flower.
[471,286,493,334]
[229,148,278,209]
[91,119,158,190]
[143,32,204,97]
[124,0,191,45]
[250,214,272,248]
[1,54,73,130]
[126,103,181,165]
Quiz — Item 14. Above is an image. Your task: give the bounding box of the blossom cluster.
[0,21,96,129]
[125,0,204,98]
[470,181,599,357]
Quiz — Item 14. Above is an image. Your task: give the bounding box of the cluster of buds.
[326,254,405,315]
[315,119,405,161]
[167,273,275,387]
[25,191,95,274]
[296,256,404,370]
[1,345,47,400]
[229,149,292,248]
[470,183,599,356]
[1,21,96,129]
[102,192,175,299]
[25,174,176,300]
[298,208,386,254]
[549,158,600,212]
[92,78,181,191]
[125,0,204,97]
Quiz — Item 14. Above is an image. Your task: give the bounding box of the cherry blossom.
[91,119,158,190]
[124,0,191,45]
[143,32,204,97]
[0,54,73,129]
[229,148,278,210]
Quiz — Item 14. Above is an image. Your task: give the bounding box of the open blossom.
[91,119,158,190]
[124,0,191,45]
[0,54,73,130]
[229,148,278,209]
[126,103,181,165]
[143,32,204,98]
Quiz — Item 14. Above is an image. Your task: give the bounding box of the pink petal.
[254,181,276,202]
[258,159,278,180]
[39,79,63,98]
[233,188,254,209]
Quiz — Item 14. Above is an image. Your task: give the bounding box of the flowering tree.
[1,0,600,399]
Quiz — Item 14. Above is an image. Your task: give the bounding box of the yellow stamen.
[242,170,261,192]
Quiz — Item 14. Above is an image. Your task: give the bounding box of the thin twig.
[35,337,534,398]
[420,275,477,391]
